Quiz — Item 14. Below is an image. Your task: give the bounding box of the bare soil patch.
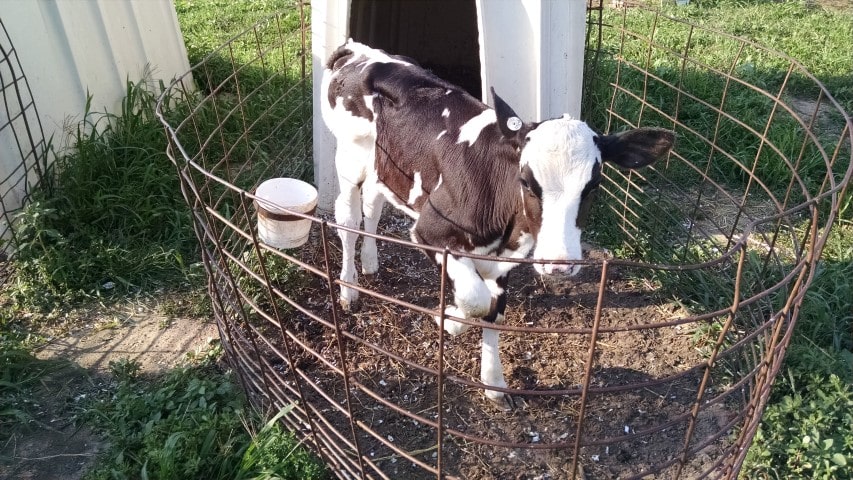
[35,303,218,374]
[238,210,741,479]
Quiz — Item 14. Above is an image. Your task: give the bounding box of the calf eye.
[520,178,530,189]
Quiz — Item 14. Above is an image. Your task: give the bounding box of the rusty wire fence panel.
[156,3,852,479]
[0,18,50,280]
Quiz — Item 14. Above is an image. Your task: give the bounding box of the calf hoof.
[434,306,470,335]
[485,392,515,411]
[361,248,379,276]
[361,260,379,277]
[339,297,355,311]
[339,287,359,311]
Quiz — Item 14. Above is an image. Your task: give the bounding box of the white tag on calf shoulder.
[507,117,522,131]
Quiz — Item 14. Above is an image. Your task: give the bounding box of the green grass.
[744,372,852,479]
[0,331,66,440]
[231,247,309,327]
[5,0,311,313]
[585,1,852,477]
[7,81,200,311]
[84,356,326,480]
[175,0,308,90]
[586,4,849,203]
[668,0,853,111]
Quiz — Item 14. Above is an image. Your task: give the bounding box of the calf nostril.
[552,263,582,276]
[537,261,582,276]
[544,263,569,275]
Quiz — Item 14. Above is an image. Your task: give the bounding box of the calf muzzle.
[535,261,582,277]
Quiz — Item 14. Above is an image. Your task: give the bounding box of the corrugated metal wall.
[0,0,191,246]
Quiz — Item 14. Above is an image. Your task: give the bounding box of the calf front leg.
[335,180,361,310]
[481,276,510,406]
[360,180,385,277]
[434,254,492,335]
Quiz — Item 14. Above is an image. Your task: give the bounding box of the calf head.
[492,89,675,277]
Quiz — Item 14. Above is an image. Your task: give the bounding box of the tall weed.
[9,81,197,310]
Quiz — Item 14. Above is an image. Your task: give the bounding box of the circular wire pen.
[157,4,852,479]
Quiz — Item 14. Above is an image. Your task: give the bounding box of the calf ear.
[595,128,675,169]
[491,87,529,141]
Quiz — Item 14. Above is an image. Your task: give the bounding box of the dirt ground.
[0,302,218,480]
[225,209,745,479]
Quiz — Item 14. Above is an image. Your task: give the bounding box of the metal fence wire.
[0,18,50,280]
[156,3,852,479]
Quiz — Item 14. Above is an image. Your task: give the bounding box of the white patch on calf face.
[457,109,497,146]
[521,116,601,276]
[442,108,450,118]
[436,130,446,140]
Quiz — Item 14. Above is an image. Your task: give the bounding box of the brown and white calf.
[321,40,674,405]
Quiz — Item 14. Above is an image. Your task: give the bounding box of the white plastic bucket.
[255,178,318,249]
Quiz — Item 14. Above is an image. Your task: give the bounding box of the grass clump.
[85,356,326,480]
[7,80,198,311]
[231,247,309,326]
[0,333,63,439]
[743,373,853,479]
[666,0,853,111]
[785,239,853,380]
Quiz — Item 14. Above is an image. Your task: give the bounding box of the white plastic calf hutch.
[311,0,588,210]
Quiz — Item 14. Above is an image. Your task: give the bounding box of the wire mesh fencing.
[157,3,851,479]
[0,18,50,280]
